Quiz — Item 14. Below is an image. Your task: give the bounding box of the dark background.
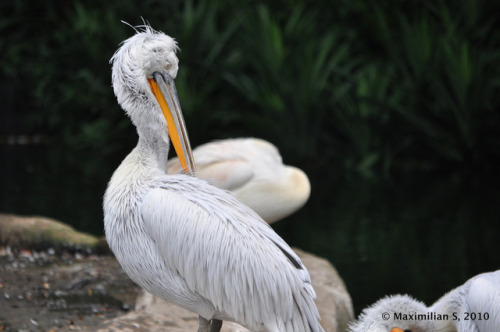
[1,0,499,314]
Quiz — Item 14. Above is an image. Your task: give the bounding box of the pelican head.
[110,26,195,175]
[348,295,431,332]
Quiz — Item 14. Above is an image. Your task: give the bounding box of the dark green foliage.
[2,0,499,177]
[223,4,355,163]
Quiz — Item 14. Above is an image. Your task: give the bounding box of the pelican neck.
[135,120,171,173]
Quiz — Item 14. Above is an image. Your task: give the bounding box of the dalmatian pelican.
[103,25,323,332]
[167,137,311,224]
[348,270,500,332]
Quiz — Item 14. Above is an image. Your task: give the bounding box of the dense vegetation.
[2,0,499,311]
[3,0,499,177]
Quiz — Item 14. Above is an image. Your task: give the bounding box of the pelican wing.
[168,156,254,191]
[167,138,273,192]
[140,175,321,331]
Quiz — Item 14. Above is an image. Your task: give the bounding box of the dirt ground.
[0,246,140,331]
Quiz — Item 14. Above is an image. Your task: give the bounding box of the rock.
[96,248,354,332]
[0,213,108,253]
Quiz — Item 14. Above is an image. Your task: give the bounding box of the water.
[275,171,500,313]
[2,143,499,315]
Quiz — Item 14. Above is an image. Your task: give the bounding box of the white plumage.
[348,270,500,332]
[103,26,323,332]
[167,137,311,223]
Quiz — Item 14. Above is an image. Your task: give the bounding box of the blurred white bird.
[348,270,500,332]
[167,138,310,223]
[104,26,323,332]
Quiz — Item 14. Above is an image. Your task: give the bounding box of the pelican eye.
[165,63,171,71]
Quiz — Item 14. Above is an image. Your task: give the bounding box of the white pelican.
[348,270,500,332]
[103,26,324,332]
[167,138,311,224]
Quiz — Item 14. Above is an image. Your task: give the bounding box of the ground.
[0,246,139,331]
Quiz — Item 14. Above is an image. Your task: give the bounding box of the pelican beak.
[148,72,196,176]
[390,328,404,332]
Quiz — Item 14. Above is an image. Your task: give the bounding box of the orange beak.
[148,72,196,176]
[391,328,405,332]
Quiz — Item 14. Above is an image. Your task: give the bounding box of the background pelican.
[167,137,310,223]
[103,26,324,332]
[348,270,500,332]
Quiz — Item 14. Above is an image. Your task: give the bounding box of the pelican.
[167,138,311,223]
[103,26,323,332]
[348,270,500,332]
